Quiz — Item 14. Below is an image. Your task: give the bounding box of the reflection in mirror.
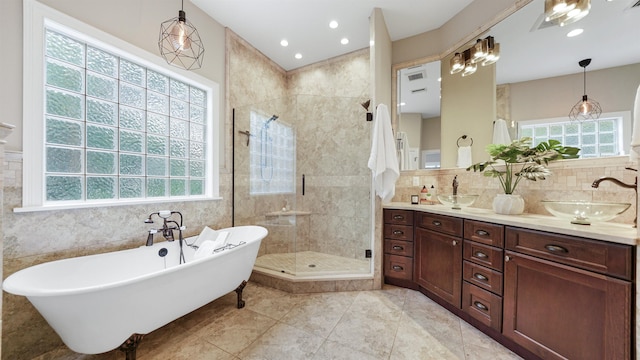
[491,0,640,157]
[396,60,441,170]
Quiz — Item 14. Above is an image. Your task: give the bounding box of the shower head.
[361,100,370,111]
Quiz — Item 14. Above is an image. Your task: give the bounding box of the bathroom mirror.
[398,0,640,170]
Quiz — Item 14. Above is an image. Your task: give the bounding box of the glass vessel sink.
[541,200,631,225]
[437,194,479,209]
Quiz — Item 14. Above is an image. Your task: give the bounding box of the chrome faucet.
[591,175,637,227]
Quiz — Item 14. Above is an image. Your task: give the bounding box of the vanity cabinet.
[461,220,505,331]
[503,226,633,360]
[383,209,414,286]
[414,212,463,308]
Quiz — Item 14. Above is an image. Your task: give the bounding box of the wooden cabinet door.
[414,227,462,308]
[503,251,631,360]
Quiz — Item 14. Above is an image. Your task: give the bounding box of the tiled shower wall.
[393,156,637,226]
[229,30,372,262]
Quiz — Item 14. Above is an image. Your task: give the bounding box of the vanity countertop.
[383,202,638,246]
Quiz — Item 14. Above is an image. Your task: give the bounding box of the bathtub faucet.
[144,210,186,245]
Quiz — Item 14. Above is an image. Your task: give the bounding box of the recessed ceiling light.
[329,20,339,29]
[280,39,289,47]
[567,28,584,37]
[295,53,302,59]
[341,38,349,45]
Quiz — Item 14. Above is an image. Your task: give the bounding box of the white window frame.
[517,111,631,157]
[18,0,220,212]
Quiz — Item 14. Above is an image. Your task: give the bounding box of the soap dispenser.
[420,186,428,204]
[430,185,437,203]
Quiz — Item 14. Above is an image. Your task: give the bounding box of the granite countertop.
[383,202,638,246]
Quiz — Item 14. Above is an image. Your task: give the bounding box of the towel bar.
[457,135,473,147]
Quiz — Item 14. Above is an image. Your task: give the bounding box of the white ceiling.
[190,0,474,71]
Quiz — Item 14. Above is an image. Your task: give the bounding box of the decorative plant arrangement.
[467,137,580,214]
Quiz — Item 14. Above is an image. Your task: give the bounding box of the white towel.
[629,84,640,161]
[457,146,473,168]
[368,104,399,203]
[194,240,216,259]
[492,119,511,145]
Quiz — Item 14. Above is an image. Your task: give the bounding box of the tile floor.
[34,282,523,360]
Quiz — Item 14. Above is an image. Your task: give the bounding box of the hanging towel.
[457,146,473,168]
[492,119,512,145]
[368,104,399,203]
[630,83,640,161]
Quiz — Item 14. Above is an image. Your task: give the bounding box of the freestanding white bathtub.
[3,225,267,357]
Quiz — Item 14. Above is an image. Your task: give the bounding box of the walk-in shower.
[233,96,372,281]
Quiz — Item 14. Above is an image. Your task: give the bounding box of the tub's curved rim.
[2,225,268,298]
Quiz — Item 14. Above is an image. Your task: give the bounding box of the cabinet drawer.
[464,240,503,271]
[464,220,504,247]
[463,261,503,295]
[384,254,413,280]
[384,209,414,225]
[462,282,502,332]
[415,212,463,237]
[384,224,413,241]
[505,227,633,280]
[384,239,414,257]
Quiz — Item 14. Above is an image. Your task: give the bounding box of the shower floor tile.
[254,251,370,276]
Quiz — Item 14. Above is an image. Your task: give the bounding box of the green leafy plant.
[467,137,580,194]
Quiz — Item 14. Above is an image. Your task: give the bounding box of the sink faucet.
[591,175,637,227]
[452,175,459,196]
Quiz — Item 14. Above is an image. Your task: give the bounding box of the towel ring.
[457,135,473,147]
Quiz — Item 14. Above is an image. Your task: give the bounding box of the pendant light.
[159,0,205,70]
[569,58,601,121]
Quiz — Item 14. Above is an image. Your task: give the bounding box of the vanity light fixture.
[461,49,477,77]
[544,0,591,27]
[450,52,464,74]
[158,0,205,70]
[450,36,499,76]
[569,58,602,121]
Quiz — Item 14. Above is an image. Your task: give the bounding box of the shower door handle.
[302,174,305,195]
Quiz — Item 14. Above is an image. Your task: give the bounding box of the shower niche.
[233,95,373,286]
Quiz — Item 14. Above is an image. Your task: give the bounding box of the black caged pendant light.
[569,58,601,121]
[159,0,205,70]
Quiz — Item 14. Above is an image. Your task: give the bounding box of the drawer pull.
[393,215,405,220]
[473,301,488,311]
[475,230,489,236]
[392,265,404,271]
[473,273,489,282]
[392,230,404,235]
[392,245,404,251]
[545,244,568,254]
[432,220,442,226]
[474,251,488,259]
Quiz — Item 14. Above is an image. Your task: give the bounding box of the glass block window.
[249,112,295,195]
[44,28,209,202]
[519,115,624,159]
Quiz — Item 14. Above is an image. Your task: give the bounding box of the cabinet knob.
[392,265,404,271]
[473,273,489,282]
[392,230,404,235]
[544,244,569,254]
[476,230,489,236]
[505,255,512,262]
[473,301,488,311]
[432,220,442,226]
[474,251,488,259]
[392,245,404,251]
[393,215,405,220]
[452,240,459,246]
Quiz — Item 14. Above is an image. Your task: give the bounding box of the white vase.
[493,194,525,215]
